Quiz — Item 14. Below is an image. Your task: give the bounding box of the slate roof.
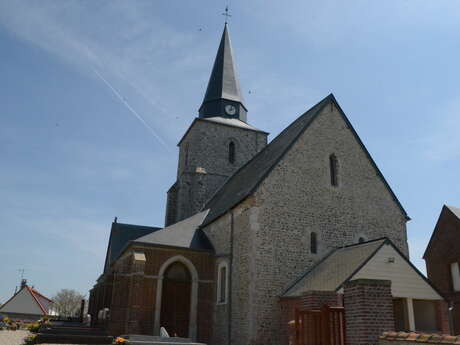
[199,24,245,110]
[201,95,331,226]
[177,116,267,146]
[104,222,161,272]
[282,237,444,299]
[202,117,266,133]
[201,93,409,227]
[446,204,460,219]
[282,239,386,296]
[133,210,213,252]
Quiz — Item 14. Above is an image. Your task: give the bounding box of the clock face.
[225,104,237,116]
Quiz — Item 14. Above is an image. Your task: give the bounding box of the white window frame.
[451,262,460,292]
[216,261,229,304]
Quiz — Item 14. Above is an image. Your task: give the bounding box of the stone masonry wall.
[202,196,258,345]
[227,101,408,345]
[344,279,395,345]
[166,119,267,225]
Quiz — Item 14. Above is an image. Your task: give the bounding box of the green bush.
[24,335,37,345]
[27,322,41,333]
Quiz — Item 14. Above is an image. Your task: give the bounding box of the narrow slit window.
[329,154,338,186]
[310,232,317,254]
[451,262,460,292]
[229,142,235,164]
[185,144,190,167]
[218,264,227,303]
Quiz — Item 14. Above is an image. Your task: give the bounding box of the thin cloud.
[91,67,169,150]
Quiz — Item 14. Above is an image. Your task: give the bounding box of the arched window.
[358,237,365,243]
[310,232,317,254]
[217,261,229,304]
[228,142,235,164]
[329,154,338,187]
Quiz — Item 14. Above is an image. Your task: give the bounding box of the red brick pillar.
[301,290,341,309]
[436,300,450,334]
[344,279,395,345]
[126,252,147,334]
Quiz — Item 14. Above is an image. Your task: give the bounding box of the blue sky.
[1,1,459,303]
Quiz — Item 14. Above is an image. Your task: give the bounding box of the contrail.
[91,68,169,150]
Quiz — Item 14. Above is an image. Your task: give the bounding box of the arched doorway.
[160,262,192,337]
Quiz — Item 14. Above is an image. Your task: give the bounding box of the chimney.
[21,279,27,289]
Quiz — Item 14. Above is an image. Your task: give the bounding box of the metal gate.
[295,305,346,345]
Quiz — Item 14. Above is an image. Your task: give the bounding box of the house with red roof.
[0,279,54,321]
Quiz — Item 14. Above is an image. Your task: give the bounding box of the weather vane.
[222,5,231,24]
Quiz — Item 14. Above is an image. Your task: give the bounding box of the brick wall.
[344,279,395,345]
[280,297,302,345]
[435,300,450,334]
[301,290,342,309]
[424,206,460,335]
[107,245,214,343]
[279,291,341,345]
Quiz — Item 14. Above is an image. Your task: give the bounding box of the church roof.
[201,93,409,227]
[282,238,444,299]
[133,210,213,252]
[103,222,161,272]
[177,116,267,146]
[202,117,266,132]
[199,24,245,112]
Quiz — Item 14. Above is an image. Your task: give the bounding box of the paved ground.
[0,330,88,345]
[0,330,29,345]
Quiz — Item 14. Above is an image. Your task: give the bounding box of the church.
[89,24,449,345]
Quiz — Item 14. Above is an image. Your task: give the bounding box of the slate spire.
[199,24,247,122]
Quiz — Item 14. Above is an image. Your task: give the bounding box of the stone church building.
[89,25,449,345]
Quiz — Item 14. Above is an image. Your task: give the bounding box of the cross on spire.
[222,6,231,24]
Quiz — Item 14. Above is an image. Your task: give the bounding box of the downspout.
[228,210,235,345]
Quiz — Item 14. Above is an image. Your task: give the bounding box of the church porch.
[91,244,215,343]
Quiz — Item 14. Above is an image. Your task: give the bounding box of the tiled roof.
[380,331,460,344]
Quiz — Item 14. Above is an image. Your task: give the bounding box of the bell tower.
[165,24,268,226]
[199,24,247,122]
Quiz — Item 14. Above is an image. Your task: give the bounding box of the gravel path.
[0,330,29,345]
[0,330,90,345]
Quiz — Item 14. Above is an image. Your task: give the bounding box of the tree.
[52,289,85,317]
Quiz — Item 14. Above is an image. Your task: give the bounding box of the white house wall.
[351,244,441,300]
[0,288,44,315]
